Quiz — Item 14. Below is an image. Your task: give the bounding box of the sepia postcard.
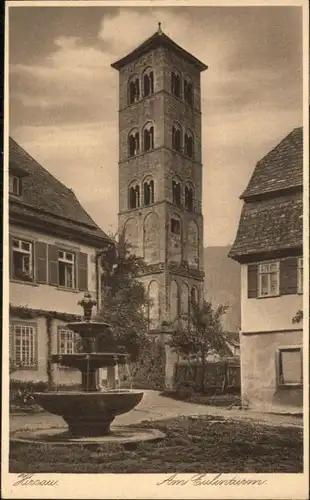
[1,0,309,498]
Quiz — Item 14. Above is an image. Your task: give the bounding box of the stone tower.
[111,25,207,388]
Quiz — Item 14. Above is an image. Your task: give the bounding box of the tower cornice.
[118,89,202,116]
[118,146,203,168]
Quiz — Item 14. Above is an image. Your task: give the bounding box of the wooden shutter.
[35,241,47,284]
[48,245,59,286]
[247,263,258,298]
[9,234,13,279]
[280,257,298,295]
[78,252,88,291]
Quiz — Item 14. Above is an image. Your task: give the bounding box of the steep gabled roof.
[111,29,208,72]
[229,194,303,260]
[241,127,303,200]
[229,127,303,261]
[9,137,113,246]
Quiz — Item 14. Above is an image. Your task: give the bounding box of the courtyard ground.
[10,414,303,473]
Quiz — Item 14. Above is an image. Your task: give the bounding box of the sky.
[8,5,303,247]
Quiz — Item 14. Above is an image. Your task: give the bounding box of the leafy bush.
[10,380,82,409]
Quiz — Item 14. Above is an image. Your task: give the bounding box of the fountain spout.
[78,291,97,322]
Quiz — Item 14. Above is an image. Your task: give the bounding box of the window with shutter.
[78,252,88,291]
[247,264,258,298]
[35,241,47,284]
[280,257,298,295]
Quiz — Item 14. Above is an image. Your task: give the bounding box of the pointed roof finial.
[158,22,162,34]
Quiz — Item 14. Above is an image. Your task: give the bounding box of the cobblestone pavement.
[10,390,303,432]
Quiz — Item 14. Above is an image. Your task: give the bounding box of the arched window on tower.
[184,129,194,158]
[171,71,181,98]
[128,181,140,209]
[172,177,182,206]
[172,123,182,152]
[128,76,140,104]
[184,77,193,106]
[143,122,154,152]
[143,176,154,206]
[128,129,140,157]
[143,68,154,97]
[185,182,194,211]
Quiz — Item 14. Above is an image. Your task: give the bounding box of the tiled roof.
[9,137,112,246]
[241,127,303,199]
[229,194,303,259]
[111,29,208,72]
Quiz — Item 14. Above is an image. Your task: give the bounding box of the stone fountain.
[32,292,144,438]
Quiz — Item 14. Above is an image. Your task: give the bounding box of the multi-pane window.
[9,175,22,195]
[298,258,303,294]
[58,250,75,288]
[12,238,34,282]
[12,324,37,368]
[58,328,76,354]
[278,347,303,386]
[258,261,279,297]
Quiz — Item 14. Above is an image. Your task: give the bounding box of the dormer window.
[143,68,154,98]
[9,175,22,196]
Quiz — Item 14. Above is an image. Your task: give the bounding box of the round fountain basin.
[33,390,143,417]
[32,390,144,437]
[51,352,128,369]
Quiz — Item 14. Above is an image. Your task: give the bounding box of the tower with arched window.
[112,25,207,388]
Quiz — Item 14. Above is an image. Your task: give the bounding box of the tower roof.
[111,28,208,72]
